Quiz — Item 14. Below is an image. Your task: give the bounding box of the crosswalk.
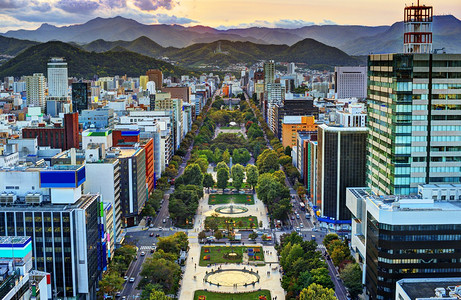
[139,246,152,250]
[317,244,326,250]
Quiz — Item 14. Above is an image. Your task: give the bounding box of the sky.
[0,0,459,31]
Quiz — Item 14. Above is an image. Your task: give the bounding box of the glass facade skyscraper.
[367,53,461,195]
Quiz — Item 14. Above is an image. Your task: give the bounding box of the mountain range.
[0,41,192,79]
[0,37,361,78]
[2,15,461,55]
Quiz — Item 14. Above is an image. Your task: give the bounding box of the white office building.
[334,66,367,99]
[25,73,46,109]
[47,58,68,98]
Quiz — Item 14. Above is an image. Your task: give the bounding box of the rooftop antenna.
[404,0,433,54]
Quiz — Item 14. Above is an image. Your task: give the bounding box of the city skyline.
[1,0,460,31]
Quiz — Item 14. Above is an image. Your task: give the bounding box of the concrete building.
[0,165,105,299]
[146,69,163,90]
[316,124,367,230]
[79,108,114,129]
[25,73,46,110]
[139,75,148,91]
[161,86,191,103]
[22,113,79,151]
[47,57,68,99]
[72,82,91,114]
[282,116,317,148]
[0,236,51,300]
[335,103,367,127]
[264,60,275,91]
[106,147,146,227]
[287,62,296,75]
[346,185,461,300]
[334,66,367,99]
[367,53,461,196]
[82,128,113,150]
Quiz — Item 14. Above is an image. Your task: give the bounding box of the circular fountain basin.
[205,269,259,287]
[215,205,248,214]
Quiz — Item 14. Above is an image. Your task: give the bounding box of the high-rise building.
[346,185,461,300]
[0,165,105,299]
[25,73,46,109]
[139,75,149,91]
[47,57,68,98]
[317,124,367,228]
[367,53,461,196]
[263,60,275,91]
[334,66,367,99]
[161,86,191,103]
[72,82,91,114]
[146,69,163,90]
[287,62,296,74]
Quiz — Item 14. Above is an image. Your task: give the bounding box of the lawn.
[220,126,241,130]
[199,246,264,266]
[194,290,271,300]
[208,193,254,205]
[205,216,259,230]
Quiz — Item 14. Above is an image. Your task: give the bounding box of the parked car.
[300,223,304,228]
[162,219,166,223]
[124,276,128,281]
[149,232,154,237]
[129,277,135,283]
[155,233,160,237]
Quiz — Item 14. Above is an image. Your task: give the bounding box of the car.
[300,223,304,228]
[149,224,154,228]
[291,216,295,220]
[115,292,121,297]
[122,297,126,300]
[129,277,135,283]
[256,231,264,236]
[140,251,145,256]
[312,228,318,232]
[158,227,163,230]
[149,232,154,237]
[124,276,128,281]
[305,213,311,219]
[295,227,300,232]
[155,233,160,237]
[296,214,300,219]
[311,235,316,241]
[162,218,166,223]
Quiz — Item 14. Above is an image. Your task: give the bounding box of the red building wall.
[141,138,155,194]
[112,130,140,147]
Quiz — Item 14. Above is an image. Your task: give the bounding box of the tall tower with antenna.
[404,0,433,53]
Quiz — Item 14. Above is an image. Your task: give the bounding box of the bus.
[299,202,306,211]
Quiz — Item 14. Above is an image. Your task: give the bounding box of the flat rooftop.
[398,278,461,299]
[0,236,31,246]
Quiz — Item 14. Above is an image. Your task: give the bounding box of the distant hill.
[0,36,39,56]
[341,15,461,55]
[2,15,461,54]
[79,38,360,68]
[0,41,192,78]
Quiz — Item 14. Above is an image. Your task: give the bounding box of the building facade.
[335,66,367,99]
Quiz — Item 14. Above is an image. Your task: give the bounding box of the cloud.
[0,0,22,9]
[217,19,336,30]
[153,13,196,24]
[56,0,100,13]
[133,0,175,11]
[31,1,52,12]
[101,0,127,9]
[274,19,315,28]
[319,19,337,25]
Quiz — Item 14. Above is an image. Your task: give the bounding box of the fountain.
[215,202,248,214]
[204,268,260,287]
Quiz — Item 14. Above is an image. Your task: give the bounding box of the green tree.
[311,268,334,289]
[249,232,258,240]
[340,263,363,299]
[140,258,181,294]
[148,289,171,300]
[202,173,215,192]
[182,163,203,186]
[195,157,209,174]
[98,271,124,298]
[245,164,259,191]
[231,164,245,191]
[222,149,231,164]
[217,167,229,190]
[214,230,223,241]
[156,236,180,255]
[279,155,292,166]
[256,149,279,173]
[216,161,229,173]
[323,234,339,248]
[214,148,222,162]
[297,185,307,199]
[299,283,336,300]
[198,231,207,241]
